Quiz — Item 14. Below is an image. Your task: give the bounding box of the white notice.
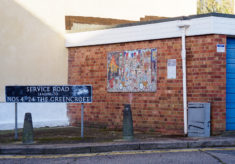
[217,44,225,53]
[167,59,176,79]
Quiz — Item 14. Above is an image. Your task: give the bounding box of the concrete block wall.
[67,34,226,136]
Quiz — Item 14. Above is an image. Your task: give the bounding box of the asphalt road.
[1,147,235,164]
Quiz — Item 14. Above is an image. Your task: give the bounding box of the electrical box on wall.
[188,102,211,137]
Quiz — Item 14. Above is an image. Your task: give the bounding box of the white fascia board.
[186,17,214,36]
[65,21,181,47]
[65,16,235,48]
[212,17,235,36]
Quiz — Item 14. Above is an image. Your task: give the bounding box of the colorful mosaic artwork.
[107,48,157,92]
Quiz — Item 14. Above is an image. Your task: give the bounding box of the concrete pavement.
[1,136,235,155]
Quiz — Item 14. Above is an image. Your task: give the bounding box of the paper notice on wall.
[167,59,176,79]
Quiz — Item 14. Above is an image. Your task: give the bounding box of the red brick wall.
[67,34,226,136]
[187,35,227,135]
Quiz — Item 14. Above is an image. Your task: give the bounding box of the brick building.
[65,13,235,136]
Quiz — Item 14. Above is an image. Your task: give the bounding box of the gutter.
[178,21,190,135]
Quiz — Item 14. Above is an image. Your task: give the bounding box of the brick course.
[68,34,226,136]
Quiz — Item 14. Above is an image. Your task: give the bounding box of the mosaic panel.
[107,48,157,92]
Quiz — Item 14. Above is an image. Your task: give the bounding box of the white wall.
[0,0,67,101]
[65,0,197,20]
[0,0,68,130]
[0,103,68,130]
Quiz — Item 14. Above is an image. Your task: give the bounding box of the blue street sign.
[5,85,92,103]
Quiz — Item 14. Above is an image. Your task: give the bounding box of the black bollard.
[22,113,34,144]
[123,104,134,140]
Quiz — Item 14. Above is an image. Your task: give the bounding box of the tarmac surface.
[1,136,235,155]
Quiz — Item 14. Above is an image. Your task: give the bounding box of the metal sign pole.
[14,103,18,140]
[81,103,84,138]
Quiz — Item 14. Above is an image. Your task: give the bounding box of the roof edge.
[115,13,235,29]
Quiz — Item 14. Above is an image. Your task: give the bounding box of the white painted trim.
[65,16,235,47]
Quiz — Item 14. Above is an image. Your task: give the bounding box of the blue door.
[226,38,235,130]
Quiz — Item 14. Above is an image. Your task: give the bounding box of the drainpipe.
[178,21,190,135]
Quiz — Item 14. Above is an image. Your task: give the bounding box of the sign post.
[81,103,84,138]
[14,103,18,140]
[5,85,92,139]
